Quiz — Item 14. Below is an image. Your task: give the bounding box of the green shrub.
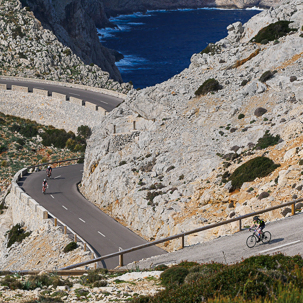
[195,79,220,96]
[255,130,280,149]
[63,49,71,56]
[200,43,220,55]
[119,161,127,166]
[155,264,168,271]
[77,125,91,140]
[160,266,189,286]
[6,223,31,248]
[259,70,275,83]
[146,191,163,203]
[229,157,280,190]
[63,241,77,253]
[12,26,25,39]
[0,145,7,153]
[41,129,74,149]
[238,113,245,119]
[252,21,294,43]
[0,201,8,214]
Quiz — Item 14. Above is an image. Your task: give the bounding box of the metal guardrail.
[60,197,303,270]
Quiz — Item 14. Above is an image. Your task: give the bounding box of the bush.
[63,241,77,253]
[252,21,294,43]
[41,129,74,149]
[0,145,7,153]
[200,43,220,55]
[77,125,91,139]
[229,157,280,190]
[155,264,168,271]
[132,255,303,303]
[195,79,220,96]
[238,113,245,119]
[160,266,189,286]
[255,130,280,149]
[259,70,275,83]
[6,223,31,248]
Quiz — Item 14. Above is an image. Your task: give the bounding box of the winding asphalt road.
[0,78,123,112]
[124,211,303,269]
[19,164,166,269]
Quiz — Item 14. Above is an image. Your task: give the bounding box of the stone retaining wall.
[0,76,127,99]
[6,167,96,260]
[0,90,105,133]
[0,76,127,133]
[8,169,50,231]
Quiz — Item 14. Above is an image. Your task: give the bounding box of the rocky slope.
[21,0,122,82]
[80,0,303,252]
[0,0,130,92]
[0,196,93,271]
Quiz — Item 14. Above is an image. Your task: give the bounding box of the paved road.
[19,164,166,269]
[0,79,123,112]
[123,212,303,269]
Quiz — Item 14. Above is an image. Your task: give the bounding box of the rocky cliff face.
[80,0,303,251]
[0,0,131,91]
[22,0,122,82]
[102,0,282,16]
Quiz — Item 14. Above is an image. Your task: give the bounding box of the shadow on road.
[267,238,284,245]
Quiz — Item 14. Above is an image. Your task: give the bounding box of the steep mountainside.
[80,0,303,251]
[21,0,122,82]
[0,0,131,91]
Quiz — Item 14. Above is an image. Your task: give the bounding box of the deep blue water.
[98,8,261,89]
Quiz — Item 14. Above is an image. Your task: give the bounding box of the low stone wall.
[0,90,105,133]
[6,167,96,260]
[8,169,50,231]
[0,76,127,133]
[0,76,127,99]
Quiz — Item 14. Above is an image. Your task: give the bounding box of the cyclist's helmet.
[253,216,259,221]
[48,166,51,168]
[44,179,46,181]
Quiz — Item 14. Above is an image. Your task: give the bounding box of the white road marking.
[79,218,86,223]
[54,175,61,179]
[50,195,54,199]
[100,101,108,104]
[260,240,301,254]
[62,205,68,210]
[98,231,106,237]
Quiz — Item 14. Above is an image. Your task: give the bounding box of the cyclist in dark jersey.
[250,216,265,242]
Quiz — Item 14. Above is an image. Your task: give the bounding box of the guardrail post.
[64,226,67,234]
[133,121,136,130]
[74,234,77,242]
[119,254,123,267]
[54,218,57,227]
[292,203,295,215]
[238,219,242,232]
[84,243,86,251]
[181,234,185,249]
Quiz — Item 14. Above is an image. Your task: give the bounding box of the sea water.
[98,8,261,89]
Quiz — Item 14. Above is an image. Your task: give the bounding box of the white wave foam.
[116,54,148,72]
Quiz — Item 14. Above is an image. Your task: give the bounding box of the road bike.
[42,184,48,194]
[246,228,271,248]
[46,170,52,179]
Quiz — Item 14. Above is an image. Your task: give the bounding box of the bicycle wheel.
[262,231,271,244]
[246,235,257,248]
